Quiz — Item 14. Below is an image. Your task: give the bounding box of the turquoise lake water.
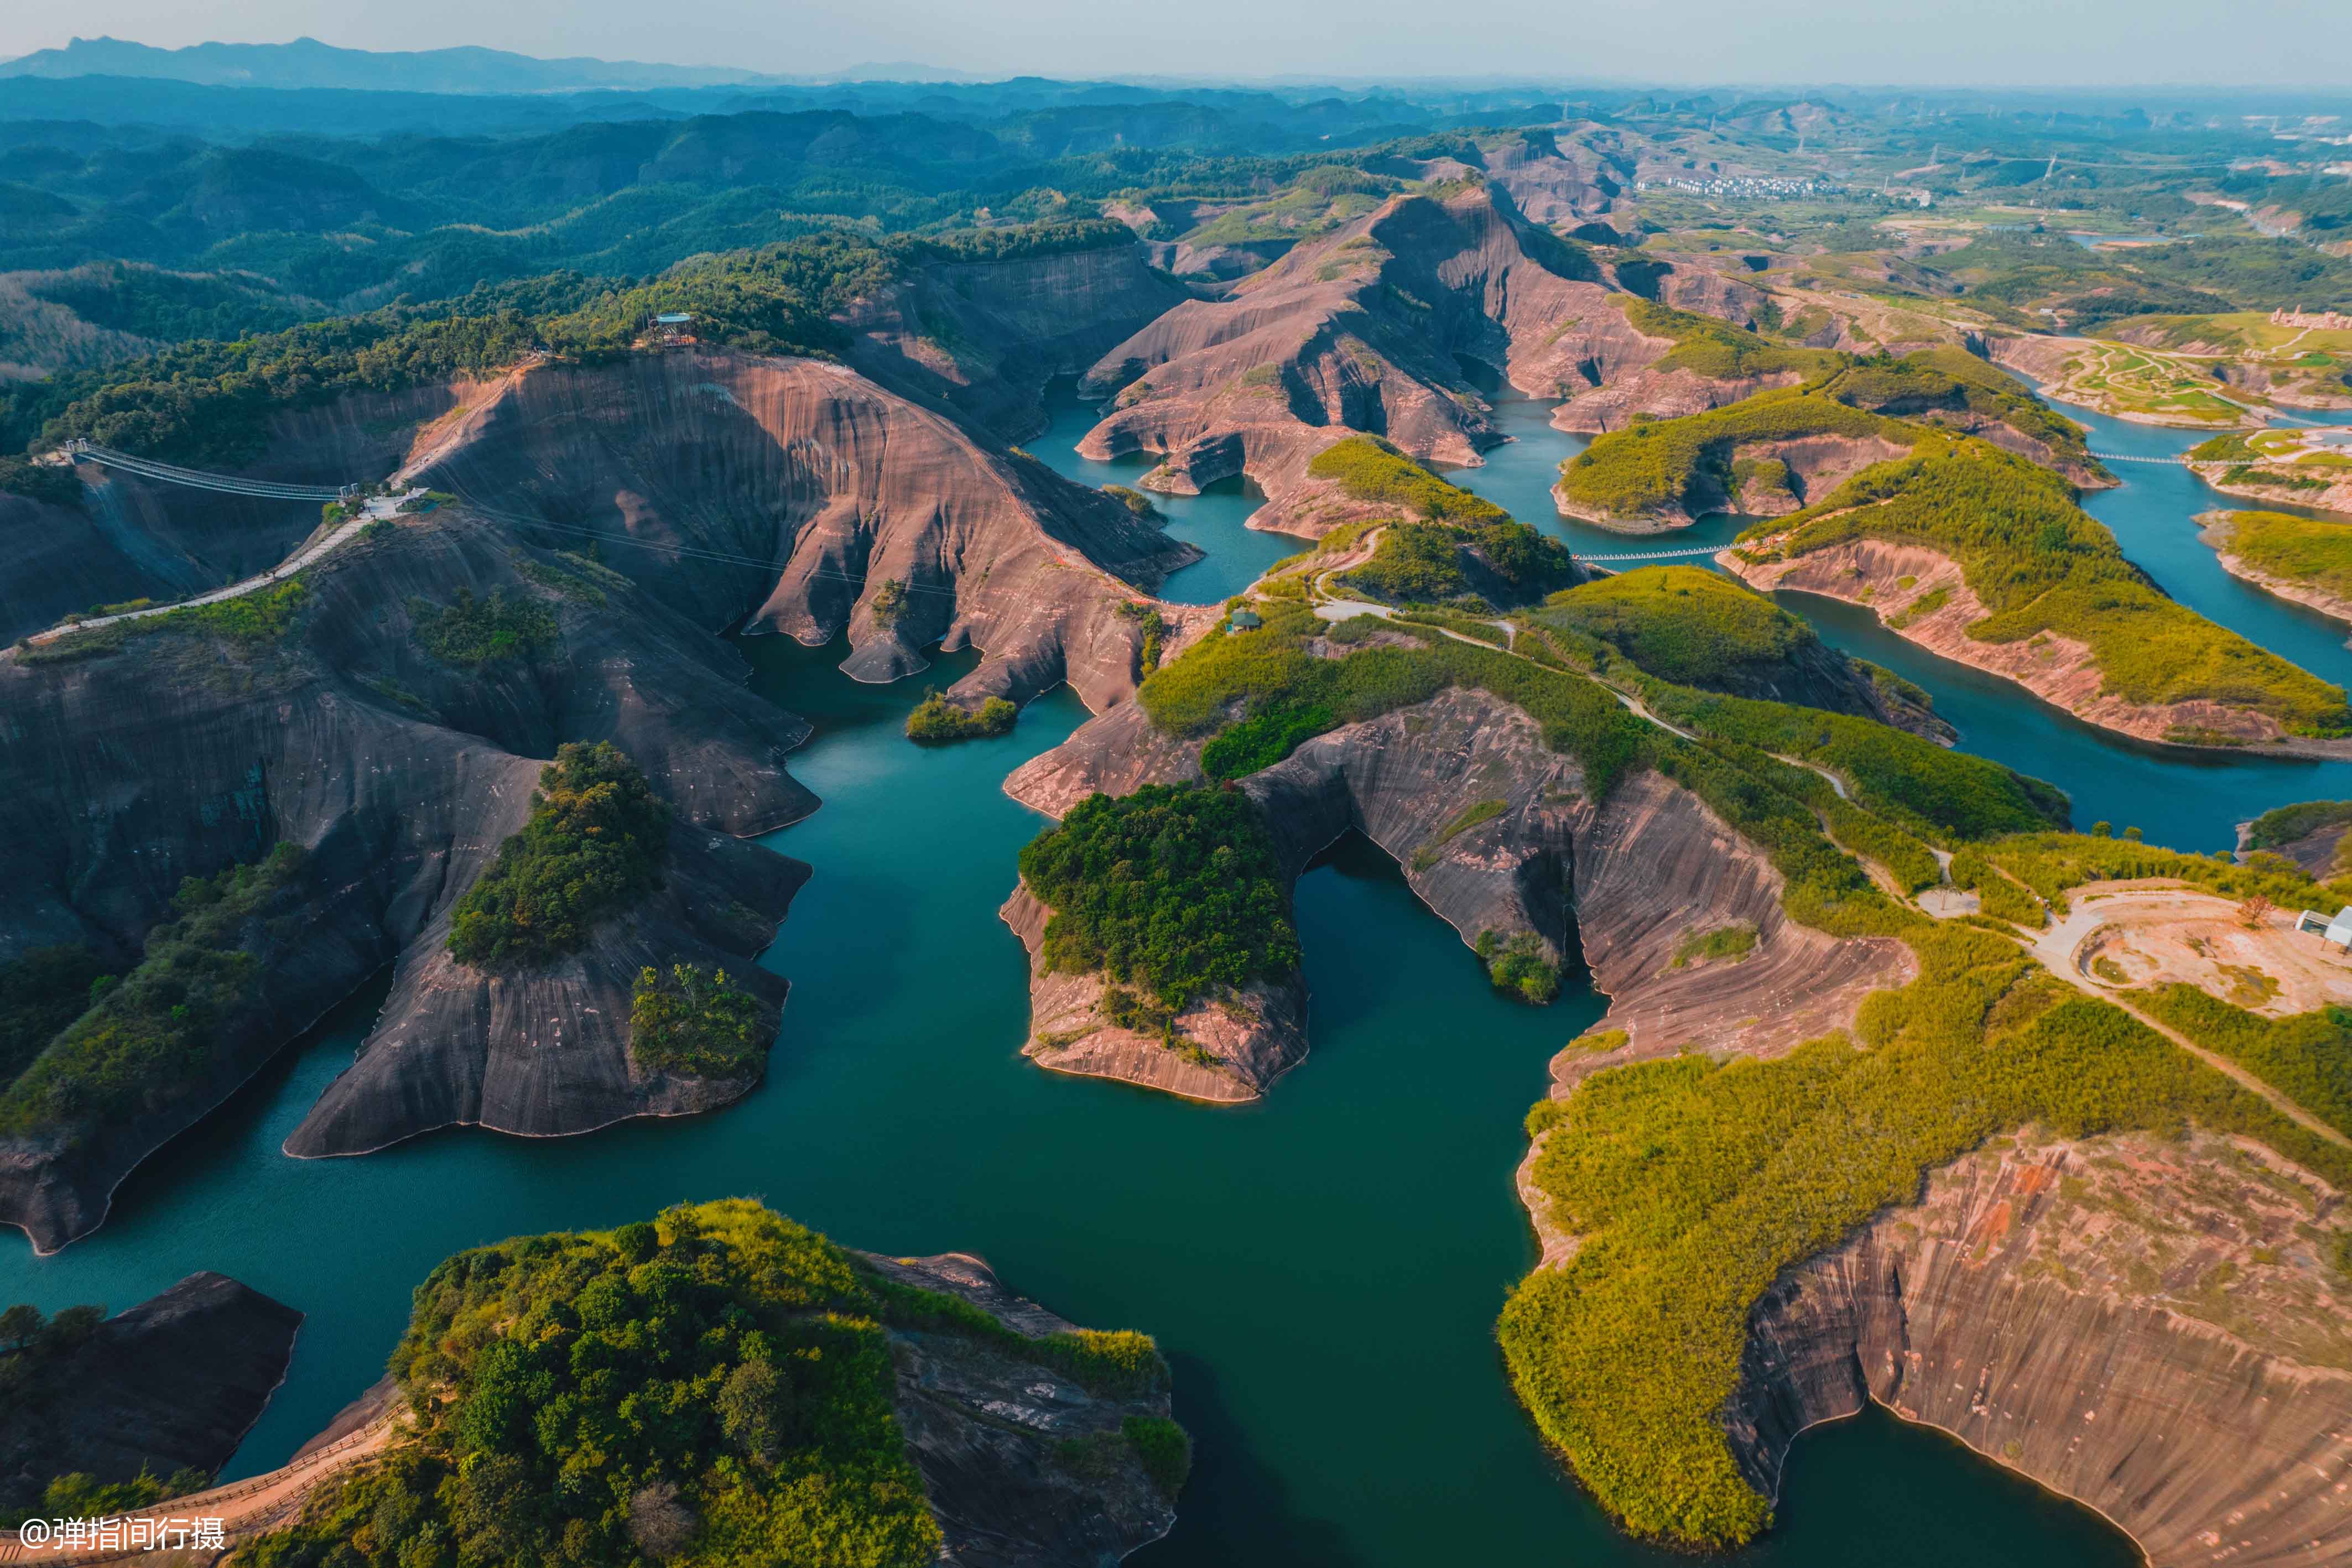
[1440,389,2352,853]
[15,376,2322,1566]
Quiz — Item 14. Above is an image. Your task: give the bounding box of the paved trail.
[15,489,419,652]
[0,1404,403,1564]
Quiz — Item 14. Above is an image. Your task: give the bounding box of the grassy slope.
[1747,437,2350,734]
[1534,566,1810,688]
[1307,435,1572,608]
[2213,509,2352,602]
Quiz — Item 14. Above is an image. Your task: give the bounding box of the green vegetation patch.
[1200,699,1334,781]
[1502,921,2352,1549]
[446,743,671,968]
[0,845,306,1141]
[11,233,901,467]
[1138,600,1643,798]
[2211,510,2352,603]
[628,965,767,1080]
[1752,437,2351,734]
[21,579,311,665]
[2190,432,2259,463]
[2247,799,2352,851]
[1411,799,1507,871]
[1478,930,1562,1004]
[245,1201,953,1568]
[1672,923,1758,967]
[0,945,116,1088]
[1537,567,1809,689]
[1343,522,1481,604]
[2129,987,2352,1138]
[1560,388,1909,521]
[512,550,629,606]
[1018,784,1300,1012]
[1307,435,1509,524]
[410,587,558,668]
[1825,346,2093,463]
[0,456,81,507]
[906,690,1017,743]
[1341,516,1573,610]
[1620,298,1845,383]
[1104,485,1159,518]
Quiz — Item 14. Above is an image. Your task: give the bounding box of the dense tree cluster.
[446,744,671,968]
[0,846,307,1140]
[1019,784,1300,1011]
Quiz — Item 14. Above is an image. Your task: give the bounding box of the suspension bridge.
[20,448,398,649]
[1567,543,1731,564]
[64,440,360,502]
[2088,450,2193,466]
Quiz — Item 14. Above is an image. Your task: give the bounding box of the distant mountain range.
[0,36,980,95]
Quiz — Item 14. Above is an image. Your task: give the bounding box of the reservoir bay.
[0,387,2226,1568]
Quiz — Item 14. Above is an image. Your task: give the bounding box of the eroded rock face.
[0,1272,303,1517]
[0,520,817,1249]
[1070,186,1662,506]
[1003,680,1910,1106]
[1729,1128,2352,1567]
[1723,536,2299,747]
[1,351,1204,1248]
[841,241,1190,442]
[283,817,804,1159]
[860,1252,1179,1567]
[408,353,1199,711]
[0,381,505,646]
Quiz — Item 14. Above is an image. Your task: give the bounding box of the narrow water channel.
[1029,383,1309,603]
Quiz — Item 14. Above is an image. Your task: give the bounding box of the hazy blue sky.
[4,0,2350,88]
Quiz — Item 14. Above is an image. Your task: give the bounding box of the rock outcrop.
[860,1251,1180,1567]
[0,1272,303,1517]
[1005,681,1909,1105]
[1729,1127,2352,1567]
[1069,185,1670,505]
[841,238,1190,442]
[282,815,804,1158]
[0,350,1206,1249]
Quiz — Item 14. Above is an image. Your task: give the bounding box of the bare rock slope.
[0,350,1203,1250]
[1731,1127,2351,1566]
[1003,684,1907,1105]
[863,1251,1182,1566]
[0,1272,303,1517]
[1071,185,1676,507]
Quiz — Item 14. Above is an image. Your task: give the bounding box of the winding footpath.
[2030,889,2352,1150]
[13,489,420,653]
[0,1399,404,1565]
